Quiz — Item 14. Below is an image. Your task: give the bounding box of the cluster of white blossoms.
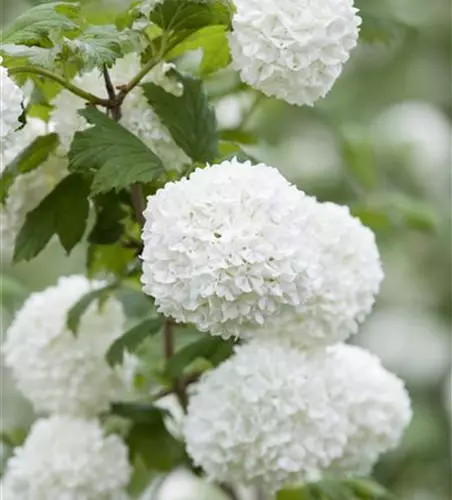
[1,416,131,500]
[2,277,133,499]
[3,275,127,416]
[141,159,383,346]
[50,54,189,169]
[0,118,67,261]
[229,0,362,106]
[0,57,24,140]
[184,341,411,491]
[141,159,411,490]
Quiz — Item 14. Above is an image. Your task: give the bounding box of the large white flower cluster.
[184,341,349,491]
[0,57,24,139]
[229,0,362,106]
[141,158,322,339]
[50,54,189,169]
[0,118,66,261]
[2,275,126,416]
[141,159,382,346]
[184,342,411,490]
[325,344,412,476]
[1,416,131,500]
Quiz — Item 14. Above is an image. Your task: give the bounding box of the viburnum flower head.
[1,416,131,500]
[265,201,383,348]
[325,344,412,476]
[229,0,362,106]
[2,275,126,416]
[184,341,349,491]
[141,158,321,339]
[50,54,189,169]
[0,56,24,139]
[1,118,66,261]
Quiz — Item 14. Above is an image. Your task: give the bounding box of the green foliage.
[167,24,231,75]
[277,478,394,500]
[0,133,59,203]
[87,243,137,278]
[68,107,165,194]
[106,317,163,366]
[1,2,81,46]
[150,0,232,32]
[111,402,186,471]
[165,335,234,379]
[142,73,218,162]
[14,174,90,262]
[66,283,117,334]
[88,192,129,245]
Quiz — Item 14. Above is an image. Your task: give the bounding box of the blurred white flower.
[0,57,24,140]
[1,416,131,500]
[326,344,412,476]
[141,158,321,340]
[355,308,451,387]
[50,54,189,169]
[0,118,66,262]
[184,341,349,492]
[2,275,127,416]
[372,101,451,200]
[215,92,256,130]
[263,201,383,348]
[229,0,361,106]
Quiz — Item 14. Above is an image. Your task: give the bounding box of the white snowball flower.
[1,416,131,500]
[263,201,383,348]
[141,158,321,339]
[0,118,66,262]
[355,308,451,387]
[0,57,24,139]
[325,344,412,476]
[184,341,349,492]
[50,54,189,169]
[2,275,126,416]
[229,0,362,106]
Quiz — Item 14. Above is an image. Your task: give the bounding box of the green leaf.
[150,0,232,32]
[66,283,117,334]
[106,318,163,366]
[1,2,81,46]
[351,206,391,232]
[142,73,218,163]
[219,129,258,145]
[112,402,186,471]
[166,335,233,379]
[88,192,129,245]
[87,243,137,278]
[68,107,165,194]
[0,44,61,68]
[167,24,231,75]
[0,133,59,203]
[341,136,377,191]
[63,25,125,70]
[13,174,90,262]
[344,478,393,499]
[0,428,28,449]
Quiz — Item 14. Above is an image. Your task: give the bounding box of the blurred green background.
[1,0,450,499]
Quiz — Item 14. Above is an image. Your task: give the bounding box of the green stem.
[120,55,161,98]
[9,66,111,106]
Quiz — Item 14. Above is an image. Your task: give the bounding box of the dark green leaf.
[0,133,59,203]
[112,402,186,471]
[142,73,218,162]
[107,318,163,366]
[0,428,28,448]
[69,107,165,194]
[166,335,233,379]
[13,174,90,262]
[1,2,81,46]
[220,129,258,145]
[89,192,129,245]
[67,283,117,334]
[167,24,231,75]
[150,0,232,32]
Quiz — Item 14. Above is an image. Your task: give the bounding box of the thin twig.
[153,371,202,400]
[9,66,111,106]
[102,65,122,121]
